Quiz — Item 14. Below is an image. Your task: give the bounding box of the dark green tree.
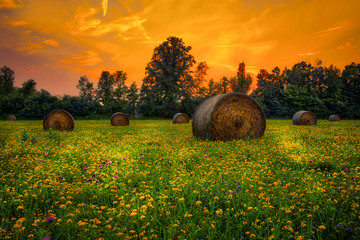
[21,79,37,97]
[229,62,252,94]
[140,36,196,117]
[76,75,94,102]
[0,65,15,96]
[125,82,139,117]
[96,71,115,107]
[341,62,360,118]
[112,70,128,104]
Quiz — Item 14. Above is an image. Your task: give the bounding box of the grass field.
[0,119,359,239]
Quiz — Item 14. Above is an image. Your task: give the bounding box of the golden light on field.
[0,0,359,95]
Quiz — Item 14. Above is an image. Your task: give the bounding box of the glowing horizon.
[0,0,359,96]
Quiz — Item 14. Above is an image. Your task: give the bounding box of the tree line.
[1,36,359,119]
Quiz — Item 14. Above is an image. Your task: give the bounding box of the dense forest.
[1,37,359,120]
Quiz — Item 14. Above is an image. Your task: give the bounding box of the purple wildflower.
[169,162,173,166]
[82,167,87,171]
[96,180,99,183]
[46,216,55,222]
[43,237,51,240]
[99,164,103,169]
[114,175,117,178]
[345,168,349,172]
[337,223,343,228]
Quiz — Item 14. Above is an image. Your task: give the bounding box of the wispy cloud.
[70,8,151,40]
[0,0,23,9]
[42,39,59,47]
[62,50,103,67]
[315,26,345,35]
[102,0,108,16]
[15,37,59,53]
[9,20,27,27]
[297,51,320,56]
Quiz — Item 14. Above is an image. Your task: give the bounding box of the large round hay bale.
[329,115,341,121]
[292,111,317,125]
[7,115,16,121]
[192,92,266,141]
[173,113,189,124]
[111,112,129,126]
[43,109,74,131]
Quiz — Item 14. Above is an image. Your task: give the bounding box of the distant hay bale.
[7,115,16,121]
[43,109,75,131]
[111,112,129,126]
[192,92,266,141]
[292,111,317,125]
[173,113,189,124]
[329,115,341,121]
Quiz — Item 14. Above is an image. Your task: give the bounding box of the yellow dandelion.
[16,206,24,210]
[196,201,201,205]
[319,225,326,230]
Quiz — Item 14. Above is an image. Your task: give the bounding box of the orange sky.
[1,0,359,96]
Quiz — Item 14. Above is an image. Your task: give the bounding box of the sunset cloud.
[9,20,27,27]
[62,51,103,68]
[297,51,321,57]
[0,0,22,9]
[70,8,150,40]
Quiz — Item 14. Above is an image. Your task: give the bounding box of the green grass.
[0,119,359,240]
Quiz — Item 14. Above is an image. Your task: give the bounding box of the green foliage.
[140,36,196,118]
[21,130,29,141]
[76,75,94,102]
[21,79,37,97]
[47,128,63,144]
[0,65,15,97]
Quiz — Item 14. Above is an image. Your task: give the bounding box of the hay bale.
[192,92,266,141]
[329,115,341,121]
[43,109,75,131]
[111,112,129,126]
[7,115,16,121]
[292,111,317,125]
[173,113,189,124]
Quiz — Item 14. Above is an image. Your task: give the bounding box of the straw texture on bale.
[7,115,16,121]
[292,111,317,125]
[173,113,190,124]
[329,115,341,121]
[43,109,74,131]
[111,112,129,126]
[192,92,266,141]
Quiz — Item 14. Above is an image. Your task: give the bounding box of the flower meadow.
[0,119,359,240]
